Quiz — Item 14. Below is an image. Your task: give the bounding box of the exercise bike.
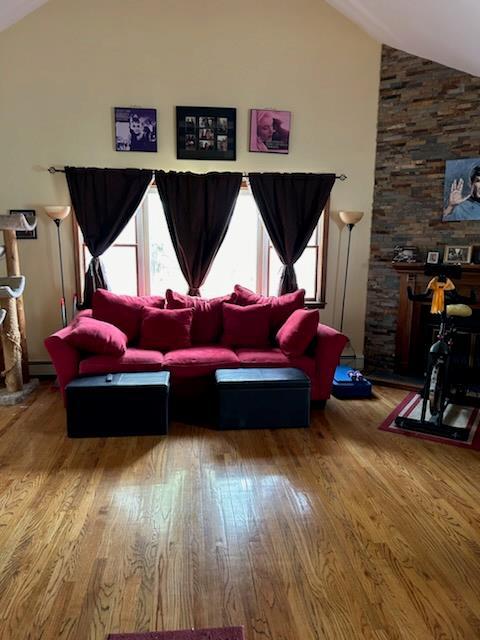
[394,264,476,441]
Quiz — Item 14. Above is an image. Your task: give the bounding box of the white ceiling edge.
[0,0,49,32]
[325,0,480,78]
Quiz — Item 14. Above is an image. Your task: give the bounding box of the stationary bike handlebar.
[406,263,476,305]
[407,287,476,305]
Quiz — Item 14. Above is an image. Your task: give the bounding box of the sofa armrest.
[76,309,93,320]
[313,323,348,401]
[44,324,82,403]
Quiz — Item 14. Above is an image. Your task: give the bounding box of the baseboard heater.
[28,361,55,377]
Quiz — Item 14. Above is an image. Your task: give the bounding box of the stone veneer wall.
[365,45,480,372]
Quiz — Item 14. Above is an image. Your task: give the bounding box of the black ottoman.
[215,367,310,430]
[66,372,170,438]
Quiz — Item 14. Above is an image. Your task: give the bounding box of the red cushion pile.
[139,307,194,351]
[66,316,128,356]
[232,285,305,331]
[73,286,318,357]
[165,289,233,344]
[92,289,164,342]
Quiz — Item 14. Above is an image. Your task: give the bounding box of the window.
[268,227,321,300]
[75,185,329,305]
[82,216,139,296]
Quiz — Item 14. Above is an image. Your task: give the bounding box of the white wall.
[0,0,381,362]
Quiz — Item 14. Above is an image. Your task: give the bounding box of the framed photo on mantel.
[176,106,236,161]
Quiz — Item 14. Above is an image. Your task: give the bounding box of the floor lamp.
[339,211,364,335]
[44,206,71,327]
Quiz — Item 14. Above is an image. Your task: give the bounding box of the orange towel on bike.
[427,277,455,314]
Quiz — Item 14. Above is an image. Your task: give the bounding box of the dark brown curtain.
[249,172,336,294]
[155,171,242,295]
[65,167,152,307]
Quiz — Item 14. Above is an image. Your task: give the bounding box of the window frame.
[262,199,329,308]
[72,183,329,308]
[73,213,144,298]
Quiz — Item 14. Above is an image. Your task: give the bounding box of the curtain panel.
[65,166,152,307]
[155,171,242,296]
[248,172,336,294]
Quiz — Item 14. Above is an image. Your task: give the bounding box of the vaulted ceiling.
[0,0,49,32]
[1,0,479,78]
[325,0,480,77]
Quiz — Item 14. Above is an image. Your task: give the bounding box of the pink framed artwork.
[249,109,291,154]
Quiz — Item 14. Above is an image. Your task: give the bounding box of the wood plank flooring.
[0,383,479,640]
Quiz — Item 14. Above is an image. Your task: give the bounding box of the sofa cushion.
[139,307,193,351]
[276,308,320,357]
[222,302,271,348]
[65,316,127,356]
[236,347,290,367]
[92,289,165,343]
[79,348,164,376]
[233,285,305,331]
[165,289,234,344]
[163,346,239,378]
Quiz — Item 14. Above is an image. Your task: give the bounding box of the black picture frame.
[426,250,441,265]
[9,210,37,239]
[392,245,417,263]
[114,107,157,152]
[176,106,236,161]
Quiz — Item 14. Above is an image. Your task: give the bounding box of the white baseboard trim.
[29,361,55,376]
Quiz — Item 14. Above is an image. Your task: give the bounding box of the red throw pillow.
[166,289,234,344]
[139,307,194,351]
[65,317,127,356]
[276,308,319,357]
[92,289,164,342]
[222,302,271,348]
[233,285,305,331]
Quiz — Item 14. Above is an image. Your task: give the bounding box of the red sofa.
[45,289,347,406]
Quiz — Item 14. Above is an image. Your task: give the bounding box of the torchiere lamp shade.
[339,210,364,226]
[44,206,71,221]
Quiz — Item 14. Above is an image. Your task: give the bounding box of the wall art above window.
[249,109,291,154]
[114,107,157,152]
[443,158,480,222]
[176,106,236,161]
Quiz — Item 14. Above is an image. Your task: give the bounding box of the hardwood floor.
[0,383,479,640]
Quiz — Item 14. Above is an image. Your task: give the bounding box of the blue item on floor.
[332,365,372,399]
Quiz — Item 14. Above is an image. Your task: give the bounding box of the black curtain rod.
[48,166,347,181]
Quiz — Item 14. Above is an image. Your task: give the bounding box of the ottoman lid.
[67,371,170,390]
[215,367,310,388]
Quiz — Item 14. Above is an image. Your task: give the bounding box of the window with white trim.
[76,185,328,304]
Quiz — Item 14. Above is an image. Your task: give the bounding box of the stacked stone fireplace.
[365,46,480,374]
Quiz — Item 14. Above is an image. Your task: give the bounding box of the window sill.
[305,300,326,309]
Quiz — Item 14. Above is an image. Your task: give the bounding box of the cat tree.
[0,213,38,404]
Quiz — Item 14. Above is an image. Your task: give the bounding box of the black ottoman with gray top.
[66,371,170,438]
[215,367,310,430]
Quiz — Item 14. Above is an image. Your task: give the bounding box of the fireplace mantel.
[393,262,480,374]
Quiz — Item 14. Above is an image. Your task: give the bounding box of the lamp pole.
[338,211,364,336]
[339,223,354,334]
[44,206,71,328]
[54,219,67,327]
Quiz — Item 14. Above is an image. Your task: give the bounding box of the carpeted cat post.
[0,213,39,404]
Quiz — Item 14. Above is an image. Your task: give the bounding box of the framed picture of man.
[249,109,291,154]
[443,158,480,221]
